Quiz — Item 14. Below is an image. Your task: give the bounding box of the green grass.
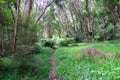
[55,40,120,80]
[36,47,54,80]
[0,47,54,80]
[0,40,120,80]
[93,40,120,54]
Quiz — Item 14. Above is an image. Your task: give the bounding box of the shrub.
[0,47,54,80]
[40,38,56,48]
[34,45,41,53]
[16,45,36,55]
[14,54,41,75]
[60,38,75,47]
[74,34,84,43]
[94,35,101,41]
[94,24,114,41]
[60,39,68,47]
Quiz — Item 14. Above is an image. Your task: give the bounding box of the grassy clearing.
[93,40,120,54]
[0,47,53,80]
[55,40,120,80]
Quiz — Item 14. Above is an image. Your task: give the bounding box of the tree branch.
[35,0,54,24]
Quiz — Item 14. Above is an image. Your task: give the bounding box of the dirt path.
[48,50,61,80]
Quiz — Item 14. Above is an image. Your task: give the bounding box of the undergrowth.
[0,47,53,80]
[55,40,120,80]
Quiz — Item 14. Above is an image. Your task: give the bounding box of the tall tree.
[13,0,21,53]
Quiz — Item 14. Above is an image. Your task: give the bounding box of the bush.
[74,34,84,43]
[34,45,41,53]
[12,54,41,76]
[0,47,54,80]
[16,45,36,55]
[40,38,56,48]
[60,38,75,47]
[94,35,101,41]
[94,24,114,41]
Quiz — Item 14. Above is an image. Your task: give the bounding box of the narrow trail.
[48,49,61,80]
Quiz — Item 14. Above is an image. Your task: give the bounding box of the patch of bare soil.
[82,48,119,58]
[48,50,61,80]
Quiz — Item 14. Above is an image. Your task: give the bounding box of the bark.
[85,0,94,41]
[109,5,118,24]
[85,0,90,16]
[28,0,33,16]
[25,0,34,18]
[74,0,86,35]
[48,24,53,38]
[1,29,4,52]
[7,26,11,50]
[13,0,21,53]
[36,0,54,24]
[74,0,83,15]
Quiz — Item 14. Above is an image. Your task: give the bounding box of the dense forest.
[0,0,120,80]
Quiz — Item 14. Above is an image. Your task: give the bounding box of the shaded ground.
[49,50,61,80]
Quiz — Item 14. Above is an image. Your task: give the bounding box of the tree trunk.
[36,0,54,24]
[13,0,21,53]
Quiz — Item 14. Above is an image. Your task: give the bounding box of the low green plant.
[55,40,120,80]
[74,34,84,43]
[0,46,54,80]
[94,24,114,41]
[60,38,75,47]
[40,38,56,48]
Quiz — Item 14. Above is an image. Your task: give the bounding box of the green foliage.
[94,24,114,41]
[98,10,110,18]
[37,47,54,79]
[40,38,56,48]
[60,38,75,47]
[52,19,62,37]
[0,47,54,80]
[74,34,84,43]
[0,57,19,70]
[55,40,120,80]
[60,39,68,46]
[34,45,41,53]
[93,40,120,54]
[103,0,120,7]
[94,35,101,41]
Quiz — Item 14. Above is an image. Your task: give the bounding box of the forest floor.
[0,40,120,80]
[0,47,54,80]
[54,40,120,80]
[49,49,61,80]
